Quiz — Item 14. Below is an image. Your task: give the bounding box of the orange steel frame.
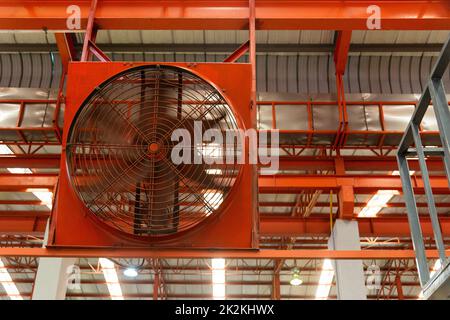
[49,61,256,249]
[3,212,450,239]
[258,100,450,154]
[0,1,449,267]
[3,98,449,153]
[1,1,449,30]
[0,247,449,260]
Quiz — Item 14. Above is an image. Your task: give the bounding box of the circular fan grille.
[66,65,242,239]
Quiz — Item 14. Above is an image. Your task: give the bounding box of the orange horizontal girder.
[260,216,450,238]
[258,175,450,193]
[0,155,60,169]
[0,247,448,259]
[276,156,445,172]
[0,155,446,172]
[259,201,450,208]
[0,174,57,191]
[2,214,449,238]
[0,172,448,193]
[0,1,449,30]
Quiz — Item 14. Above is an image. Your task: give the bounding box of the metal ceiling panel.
[275,105,309,130]
[2,52,449,95]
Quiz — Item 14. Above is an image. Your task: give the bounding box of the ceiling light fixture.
[123,267,138,278]
[289,268,303,286]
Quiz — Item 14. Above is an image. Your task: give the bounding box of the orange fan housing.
[48,62,257,249]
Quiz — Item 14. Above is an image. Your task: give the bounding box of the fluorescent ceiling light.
[211,258,226,300]
[358,190,399,217]
[358,170,414,218]
[99,258,124,300]
[0,259,23,300]
[315,259,334,300]
[7,168,32,174]
[0,145,14,154]
[1,145,53,209]
[391,170,415,176]
[26,188,53,209]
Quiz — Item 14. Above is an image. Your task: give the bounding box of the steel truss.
[397,35,450,298]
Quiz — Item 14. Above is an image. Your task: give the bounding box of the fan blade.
[143,160,177,234]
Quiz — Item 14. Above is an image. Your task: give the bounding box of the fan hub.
[148,142,160,153]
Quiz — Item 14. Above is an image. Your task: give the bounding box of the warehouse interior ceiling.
[0,13,449,300]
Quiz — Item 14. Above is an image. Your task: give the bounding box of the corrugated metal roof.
[0,30,448,45]
[351,30,449,44]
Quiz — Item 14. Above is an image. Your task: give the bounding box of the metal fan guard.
[66,65,243,239]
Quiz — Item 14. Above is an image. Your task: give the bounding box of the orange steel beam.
[0,263,429,272]
[259,201,450,208]
[338,184,354,219]
[0,174,57,191]
[0,174,58,191]
[0,247,448,259]
[2,211,449,238]
[0,155,445,172]
[0,292,421,299]
[7,278,425,287]
[260,216,450,238]
[0,155,60,169]
[0,217,48,233]
[55,33,76,72]
[0,209,49,233]
[275,156,445,172]
[0,173,448,193]
[80,0,98,61]
[1,1,449,30]
[0,200,44,205]
[223,40,250,63]
[0,211,50,218]
[258,175,450,193]
[334,30,352,75]
[0,172,448,199]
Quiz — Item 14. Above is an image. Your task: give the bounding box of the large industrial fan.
[49,62,256,249]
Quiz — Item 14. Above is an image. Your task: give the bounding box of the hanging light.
[290,268,303,286]
[123,267,139,278]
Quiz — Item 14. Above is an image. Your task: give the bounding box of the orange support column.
[338,185,355,220]
[335,157,355,220]
[153,273,160,300]
[54,33,77,72]
[271,260,282,300]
